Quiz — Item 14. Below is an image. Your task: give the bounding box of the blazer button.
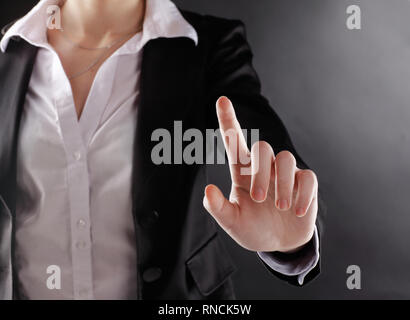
[142,267,162,283]
[139,210,160,228]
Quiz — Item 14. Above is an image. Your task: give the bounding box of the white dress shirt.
[1,0,318,300]
[1,0,197,300]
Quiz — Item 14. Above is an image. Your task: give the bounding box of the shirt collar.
[0,0,198,53]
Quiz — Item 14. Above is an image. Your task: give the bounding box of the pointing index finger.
[216,96,249,165]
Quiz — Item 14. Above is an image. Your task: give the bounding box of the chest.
[18,48,140,182]
[47,31,137,119]
[68,69,98,119]
[19,46,141,173]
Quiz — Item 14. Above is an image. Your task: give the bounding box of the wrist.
[277,234,314,255]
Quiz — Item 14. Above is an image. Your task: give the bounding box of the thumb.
[203,184,238,233]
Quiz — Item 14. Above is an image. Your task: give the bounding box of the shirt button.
[77,219,87,228]
[75,241,87,249]
[74,151,82,161]
[142,267,162,283]
[139,210,160,228]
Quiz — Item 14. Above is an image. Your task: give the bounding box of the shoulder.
[180,10,245,30]
[179,10,248,45]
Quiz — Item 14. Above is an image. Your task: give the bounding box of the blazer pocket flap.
[186,235,236,296]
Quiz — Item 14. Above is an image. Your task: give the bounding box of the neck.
[61,0,145,38]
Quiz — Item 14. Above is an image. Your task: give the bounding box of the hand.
[203,97,318,253]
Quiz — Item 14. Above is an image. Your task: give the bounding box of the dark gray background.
[1,0,410,299]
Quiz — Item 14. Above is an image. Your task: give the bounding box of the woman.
[0,0,321,299]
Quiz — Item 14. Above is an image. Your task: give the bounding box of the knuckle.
[252,143,273,163]
[258,140,272,151]
[277,150,296,165]
[301,169,317,182]
[252,140,272,152]
[298,170,318,189]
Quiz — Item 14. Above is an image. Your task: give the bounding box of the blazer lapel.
[0,35,202,216]
[0,35,202,215]
[132,36,201,216]
[0,39,38,215]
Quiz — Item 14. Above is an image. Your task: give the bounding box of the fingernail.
[252,187,265,202]
[296,208,306,217]
[277,199,289,210]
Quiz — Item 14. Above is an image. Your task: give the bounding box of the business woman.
[0,0,322,299]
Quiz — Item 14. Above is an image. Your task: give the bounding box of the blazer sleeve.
[203,17,325,286]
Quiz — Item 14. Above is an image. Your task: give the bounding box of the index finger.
[216,96,249,166]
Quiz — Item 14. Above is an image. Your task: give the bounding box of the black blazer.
[0,10,322,300]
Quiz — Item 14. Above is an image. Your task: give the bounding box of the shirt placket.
[51,52,118,300]
[54,91,94,300]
